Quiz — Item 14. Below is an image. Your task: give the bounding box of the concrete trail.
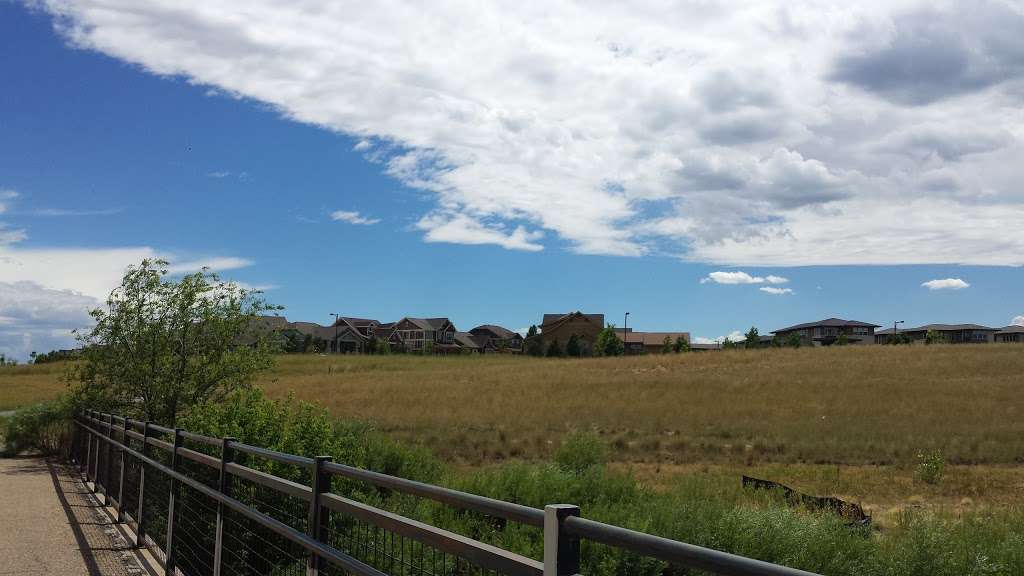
[0,457,155,576]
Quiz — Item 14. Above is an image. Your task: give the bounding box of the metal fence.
[73,410,821,576]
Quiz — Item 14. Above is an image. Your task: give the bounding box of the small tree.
[925,329,946,345]
[70,259,278,424]
[744,326,760,349]
[661,335,673,354]
[566,334,581,357]
[836,333,849,346]
[422,339,435,355]
[593,324,624,357]
[721,337,737,350]
[546,339,564,358]
[673,335,689,353]
[786,332,802,348]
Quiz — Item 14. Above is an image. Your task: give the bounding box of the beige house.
[874,323,999,344]
[614,329,691,354]
[773,318,879,346]
[537,312,604,351]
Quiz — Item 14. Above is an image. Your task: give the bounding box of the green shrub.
[916,450,946,485]
[2,398,73,457]
[555,430,608,474]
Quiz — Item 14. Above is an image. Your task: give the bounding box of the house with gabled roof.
[995,325,1024,343]
[469,324,523,353]
[772,318,880,346]
[537,312,605,352]
[379,317,459,353]
[875,323,1000,344]
[454,331,487,353]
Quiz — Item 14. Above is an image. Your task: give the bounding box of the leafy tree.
[836,333,849,346]
[925,329,946,345]
[721,337,737,350]
[378,339,392,355]
[786,332,802,348]
[661,335,673,354]
[364,337,378,354]
[525,327,545,357]
[69,259,278,425]
[673,335,689,353]
[566,334,581,357]
[744,326,760,349]
[422,339,435,355]
[593,324,624,357]
[526,325,538,339]
[546,339,564,358]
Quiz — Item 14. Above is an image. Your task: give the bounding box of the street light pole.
[331,313,340,354]
[893,320,904,344]
[624,312,630,355]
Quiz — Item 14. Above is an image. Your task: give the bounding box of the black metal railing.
[73,409,821,576]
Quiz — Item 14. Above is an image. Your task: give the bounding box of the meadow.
[3,345,1023,522]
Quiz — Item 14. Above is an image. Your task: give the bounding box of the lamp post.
[893,320,904,344]
[331,313,340,354]
[624,312,630,355]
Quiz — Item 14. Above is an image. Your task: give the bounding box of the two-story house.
[468,325,523,353]
[772,318,879,346]
[536,312,604,351]
[381,317,459,353]
[874,323,1000,344]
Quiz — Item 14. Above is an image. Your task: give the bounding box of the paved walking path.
[0,457,153,576]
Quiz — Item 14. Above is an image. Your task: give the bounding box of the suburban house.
[875,324,1000,344]
[772,318,880,346]
[537,312,605,351]
[454,331,486,353]
[381,317,459,353]
[614,328,691,354]
[995,325,1024,343]
[469,325,524,353]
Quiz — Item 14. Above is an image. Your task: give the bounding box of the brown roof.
[996,325,1024,334]
[400,317,454,331]
[877,323,1000,335]
[773,318,880,333]
[540,312,604,328]
[615,330,691,347]
[454,332,487,349]
[470,324,520,339]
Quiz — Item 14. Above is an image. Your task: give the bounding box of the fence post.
[90,414,100,494]
[83,413,93,480]
[135,421,151,549]
[543,504,581,576]
[306,455,333,576]
[212,436,236,576]
[117,417,129,522]
[164,428,184,576]
[104,413,114,506]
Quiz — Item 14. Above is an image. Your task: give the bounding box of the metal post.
[213,437,236,576]
[83,415,93,481]
[90,415,100,493]
[117,417,129,522]
[307,455,333,576]
[164,428,184,576]
[104,413,114,506]
[135,422,151,549]
[543,504,580,576]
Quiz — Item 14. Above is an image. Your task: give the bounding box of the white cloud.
[0,281,99,360]
[330,210,380,226]
[759,286,793,295]
[416,212,543,252]
[34,207,122,216]
[921,278,970,290]
[693,330,744,345]
[1013,316,1024,326]
[207,171,232,178]
[166,257,254,274]
[702,271,789,285]
[28,1,1024,263]
[0,189,18,214]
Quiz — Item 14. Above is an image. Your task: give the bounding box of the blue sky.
[1,2,1022,359]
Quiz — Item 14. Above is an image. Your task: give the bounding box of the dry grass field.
[258,346,1024,467]
[4,345,1022,520]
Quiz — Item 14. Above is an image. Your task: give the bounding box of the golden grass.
[258,346,1024,466]
[0,362,68,411]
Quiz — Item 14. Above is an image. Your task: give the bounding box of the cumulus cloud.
[0,281,98,360]
[33,207,122,216]
[693,330,745,345]
[330,210,380,226]
[921,278,970,290]
[1013,316,1024,326]
[702,271,788,285]
[759,286,793,295]
[26,1,1024,263]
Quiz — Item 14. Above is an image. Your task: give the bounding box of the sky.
[1,0,1022,359]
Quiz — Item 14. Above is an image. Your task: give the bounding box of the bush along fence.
[74,410,821,576]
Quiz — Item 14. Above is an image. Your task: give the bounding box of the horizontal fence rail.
[74,410,822,576]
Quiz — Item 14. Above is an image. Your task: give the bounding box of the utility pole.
[331,313,340,354]
[893,320,904,344]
